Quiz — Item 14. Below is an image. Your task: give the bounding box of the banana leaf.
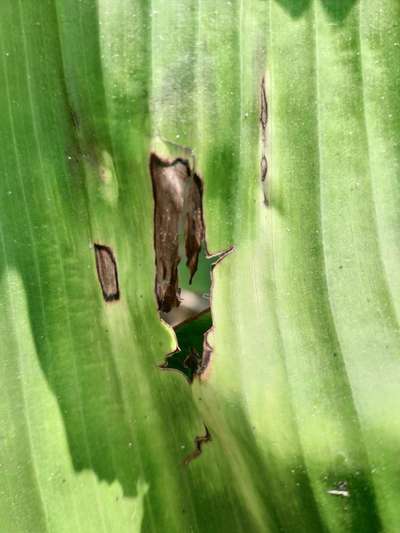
[1,1,399,532]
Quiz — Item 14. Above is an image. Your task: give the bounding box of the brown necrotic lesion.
[260,76,268,131]
[260,76,269,205]
[150,153,204,313]
[94,244,120,302]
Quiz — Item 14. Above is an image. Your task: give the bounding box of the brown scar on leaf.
[260,76,268,131]
[94,244,120,302]
[150,153,204,312]
[66,103,80,131]
[260,76,269,206]
[183,426,212,465]
[261,155,268,182]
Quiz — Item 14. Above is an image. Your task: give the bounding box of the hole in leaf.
[161,310,212,384]
[150,151,232,382]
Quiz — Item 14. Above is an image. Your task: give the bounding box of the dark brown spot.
[183,426,211,465]
[94,244,120,302]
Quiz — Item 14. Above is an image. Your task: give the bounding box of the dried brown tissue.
[150,152,232,463]
[150,153,204,313]
[260,76,269,205]
[150,151,233,379]
[94,243,120,302]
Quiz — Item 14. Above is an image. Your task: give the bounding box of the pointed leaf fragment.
[185,173,205,283]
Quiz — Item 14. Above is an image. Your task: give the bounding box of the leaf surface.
[1,1,399,532]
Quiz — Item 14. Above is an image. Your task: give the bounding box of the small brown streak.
[261,155,268,182]
[94,244,120,302]
[260,77,268,131]
[260,77,269,206]
[67,103,80,131]
[183,426,212,465]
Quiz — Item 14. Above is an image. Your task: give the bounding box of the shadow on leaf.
[274,0,359,22]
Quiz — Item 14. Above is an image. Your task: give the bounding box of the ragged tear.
[151,150,233,386]
[183,426,212,465]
